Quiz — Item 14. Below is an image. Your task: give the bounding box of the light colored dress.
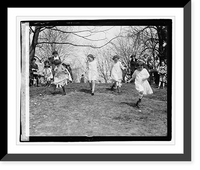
[132,68,153,95]
[43,67,53,81]
[110,61,125,82]
[87,59,98,81]
[158,65,167,83]
[53,64,72,88]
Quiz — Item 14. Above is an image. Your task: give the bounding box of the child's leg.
[163,82,165,88]
[158,81,161,88]
[91,80,95,95]
[30,78,33,86]
[89,81,92,90]
[35,76,39,87]
[136,92,144,108]
[111,81,116,90]
[52,84,57,94]
[158,75,162,88]
[163,75,166,88]
[116,81,122,93]
[62,85,66,95]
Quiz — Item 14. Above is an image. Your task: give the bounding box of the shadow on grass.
[105,87,113,91]
[30,86,54,97]
[120,102,137,108]
[51,90,64,95]
[79,89,91,94]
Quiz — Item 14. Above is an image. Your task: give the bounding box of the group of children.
[31,51,167,108]
[86,54,153,108]
[30,51,72,95]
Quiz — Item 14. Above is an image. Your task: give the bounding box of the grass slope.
[29,83,168,137]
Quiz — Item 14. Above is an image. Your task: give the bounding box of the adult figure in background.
[147,57,154,85]
[154,58,160,86]
[30,57,39,86]
[129,54,137,76]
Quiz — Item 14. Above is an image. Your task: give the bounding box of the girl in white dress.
[128,60,153,108]
[110,55,125,93]
[42,61,53,86]
[87,54,98,95]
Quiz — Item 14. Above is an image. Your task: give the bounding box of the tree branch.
[72,32,107,41]
[50,26,115,34]
[37,35,120,49]
[48,27,114,42]
[139,47,159,57]
[29,26,35,33]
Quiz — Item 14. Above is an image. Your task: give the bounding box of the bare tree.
[36,26,72,62]
[95,48,114,83]
[29,25,120,62]
[125,25,168,63]
[110,36,134,67]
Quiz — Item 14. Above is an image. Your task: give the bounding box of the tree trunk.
[156,26,166,63]
[29,26,41,62]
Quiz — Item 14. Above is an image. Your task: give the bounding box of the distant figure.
[154,58,160,86]
[42,60,53,86]
[110,55,126,93]
[130,55,137,75]
[80,74,85,83]
[158,61,167,89]
[30,57,39,86]
[128,59,153,108]
[147,57,154,85]
[86,54,98,95]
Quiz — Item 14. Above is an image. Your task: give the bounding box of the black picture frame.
[2,1,191,161]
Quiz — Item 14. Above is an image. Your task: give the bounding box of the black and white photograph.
[3,3,192,162]
[20,19,172,142]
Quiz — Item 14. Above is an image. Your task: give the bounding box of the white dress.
[43,67,53,81]
[87,59,98,81]
[110,61,125,82]
[132,68,153,95]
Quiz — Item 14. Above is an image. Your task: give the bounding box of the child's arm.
[127,76,134,83]
[127,71,136,83]
[120,62,125,70]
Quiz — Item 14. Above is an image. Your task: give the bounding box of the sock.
[62,86,66,94]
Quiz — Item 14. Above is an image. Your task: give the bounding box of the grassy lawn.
[29,83,168,136]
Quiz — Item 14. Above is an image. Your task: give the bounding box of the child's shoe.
[135,99,141,108]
